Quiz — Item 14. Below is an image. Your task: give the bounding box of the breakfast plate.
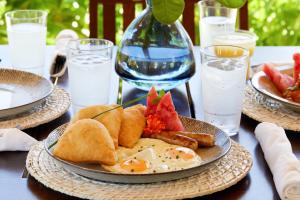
[0,68,53,118]
[45,116,231,184]
[251,65,300,112]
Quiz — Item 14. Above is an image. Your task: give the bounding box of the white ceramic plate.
[0,68,53,118]
[251,65,300,112]
[44,116,231,184]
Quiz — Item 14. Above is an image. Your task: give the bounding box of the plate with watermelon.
[44,87,232,184]
[251,53,300,112]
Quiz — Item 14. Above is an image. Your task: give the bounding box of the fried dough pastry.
[72,105,123,148]
[53,119,117,165]
[119,104,146,148]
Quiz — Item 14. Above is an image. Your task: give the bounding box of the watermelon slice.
[293,53,300,82]
[156,92,184,131]
[262,63,294,93]
[145,87,159,116]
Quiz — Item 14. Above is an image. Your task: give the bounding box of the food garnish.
[284,77,300,102]
[90,93,148,119]
[143,114,166,134]
[143,87,214,149]
[144,87,184,133]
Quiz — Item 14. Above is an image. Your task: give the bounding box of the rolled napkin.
[255,122,300,200]
[0,128,38,151]
[55,29,79,54]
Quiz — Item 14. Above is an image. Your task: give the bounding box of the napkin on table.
[0,128,37,151]
[255,122,300,200]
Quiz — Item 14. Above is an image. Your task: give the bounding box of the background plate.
[0,68,53,118]
[44,116,231,184]
[0,87,70,130]
[251,65,300,112]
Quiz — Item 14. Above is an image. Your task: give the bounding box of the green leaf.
[158,89,165,97]
[152,0,185,24]
[217,0,247,8]
[152,89,166,105]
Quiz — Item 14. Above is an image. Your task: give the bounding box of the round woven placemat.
[243,85,300,132]
[26,141,252,200]
[0,87,70,130]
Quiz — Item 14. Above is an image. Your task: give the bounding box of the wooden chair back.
[89,0,248,44]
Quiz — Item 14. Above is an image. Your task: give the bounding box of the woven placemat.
[26,141,252,200]
[243,85,300,132]
[0,87,70,130]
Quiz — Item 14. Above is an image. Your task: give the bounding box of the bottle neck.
[146,0,152,8]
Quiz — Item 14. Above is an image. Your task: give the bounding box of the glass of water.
[67,39,114,113]
[5,10,47,75]
[200,45,249,136]
[198,0,237,48]
[213,30,257,79]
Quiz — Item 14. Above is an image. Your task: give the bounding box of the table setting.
[0,0,300,200]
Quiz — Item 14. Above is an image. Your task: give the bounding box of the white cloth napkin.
[0,128,38,151]
[55,29,79,54]
[255,122,300,200]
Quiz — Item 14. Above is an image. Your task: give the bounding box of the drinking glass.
[200,45,249,136]
[67,39,114,113]
[213,30,257,79]
[198,0,237,48]
[5,10,47,75]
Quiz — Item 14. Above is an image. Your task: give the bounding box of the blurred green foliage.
[248,0,300,46]
[0,0,300,46]
[0,0,91,44]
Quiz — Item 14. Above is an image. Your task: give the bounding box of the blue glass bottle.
[116,0,195,91]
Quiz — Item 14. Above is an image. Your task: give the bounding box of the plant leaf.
[217,0,247,8]
[152,89,166,105]
[152,0,185,24]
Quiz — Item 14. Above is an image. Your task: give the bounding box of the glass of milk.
[200,45,249,136]
[67,39,114,113]
[5,10,47,75]
[198,0,237,48]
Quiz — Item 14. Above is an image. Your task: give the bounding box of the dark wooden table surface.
[0,46,300,200]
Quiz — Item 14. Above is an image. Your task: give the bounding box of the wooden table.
[0,46,300,200]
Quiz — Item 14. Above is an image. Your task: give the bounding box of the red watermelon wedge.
[293,53,300,82]
[156,92,184,131]
[262,63,294,93]
[145,87,159,116]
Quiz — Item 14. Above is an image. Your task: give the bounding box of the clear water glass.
[5,10,47,75]
[200,45,249,136]
[67,39,113,113]
[213,30,257,79]
[198,0,237,48]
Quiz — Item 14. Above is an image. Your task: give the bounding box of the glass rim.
[200,45,250,59]
[198,0,237,10]
[67,38,114,51]
[5,10,48,19]
[216,29,258,41]
[214,30,258,42]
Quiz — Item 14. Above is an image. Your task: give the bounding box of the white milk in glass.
[68,54,112,112]
[7,23,46,75]
[201,59,246,134]
[200,16,235,48]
